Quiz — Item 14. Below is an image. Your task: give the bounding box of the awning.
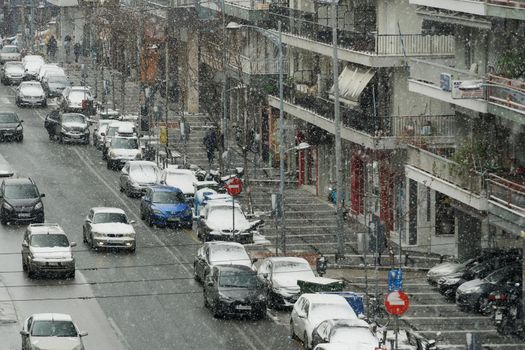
[330,65,375,107]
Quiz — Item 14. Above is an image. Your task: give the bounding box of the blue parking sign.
[388,269,403,292]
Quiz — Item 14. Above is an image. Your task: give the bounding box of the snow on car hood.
[272,270,315,290]
[110,148,140,158]
[206,207,251,231]
[427,262,463,277]
[21,86,44,96]
[165,173,197,195]
[209,247,251,267]
[30,246,72,260]
[91,222,135,235]
[310,305,357,329]
[331,327,378,350]
[63,122,87,129]
[31,336,81,350]
[130,170,158,185]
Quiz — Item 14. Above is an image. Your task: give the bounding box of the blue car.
[140,185,193,228]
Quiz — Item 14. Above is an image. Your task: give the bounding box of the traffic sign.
[384,291,410,316]
[388,268,403,292]
[225,177,243,196]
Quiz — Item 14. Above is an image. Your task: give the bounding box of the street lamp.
[226,20,287,254]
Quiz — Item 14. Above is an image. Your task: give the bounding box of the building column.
[185,30,199,113]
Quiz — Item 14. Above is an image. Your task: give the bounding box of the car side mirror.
[20,120,24,123]
[79,331,88,337]
[100,132,105,137]
[40,193,45,198]
[70,242,77,247]
[251,257,258,264]
[262,273,269,279]
[22,241,28,248]
[130,220,136,224]
[19,330,29,336]
[298,313,306,319]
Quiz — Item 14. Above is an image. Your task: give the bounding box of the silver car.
[119,160,161,197]
[21,223,76,278]
[107,136,142,170]
[20,313,87,350]
[22,55,44,80]
[1,61,24,85]
[0,45,20,63]
[83,207,136,251]
[16,81,47,107]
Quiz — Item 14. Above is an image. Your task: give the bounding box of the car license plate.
[18,213,30,218]
[236,305,252,310]
[168,218,180,222]
[47,262,59,266]
[495,312,503,321]
[71,134,81,138]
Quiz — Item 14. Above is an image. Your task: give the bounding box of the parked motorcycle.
[492,282,523,336]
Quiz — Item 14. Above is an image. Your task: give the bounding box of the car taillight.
[488,293,507,301]
[81,99,87,109]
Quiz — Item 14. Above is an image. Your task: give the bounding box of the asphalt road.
[0,83,299,350]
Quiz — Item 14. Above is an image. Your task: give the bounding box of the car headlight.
[61,126,70,133]
[34,202,43,210]
[16,124,23,131]
[109,151,116,158]
[135,153,142,159]
[2,202,13,210]
[218,293,233,302]
[257,294,267,302]
[184,209,192,216]
[153,209,163,215]
[92,231,105,237]
[31,345,41,350]
[443,278,461,285]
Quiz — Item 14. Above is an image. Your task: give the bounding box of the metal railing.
[486,0,525,8]
[487,173,525,213]
[487,74,525,113]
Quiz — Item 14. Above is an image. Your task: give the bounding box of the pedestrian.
[47,35,57,60]
[203,128,217,168]
[73,42,82,63]
[63,34,72,58]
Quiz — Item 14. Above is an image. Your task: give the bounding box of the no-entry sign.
[384,291,410,316]
[225,177,243,196]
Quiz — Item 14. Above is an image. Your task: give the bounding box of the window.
[93,212,128,224]
[435,192,454,235]
[31,321,77,337]
[0,113,19,123]
[152,191,185,204]
[30,234,69,248]
[4,184,39,199]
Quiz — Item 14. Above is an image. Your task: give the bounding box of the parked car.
[44,111,89,144]
[194,241,253,283]
[193,188,230,218]
[311,319,378,350]
[258,257,316,308]
[0,45,20,63]
[161,167,198,203]
[93,119,113,149]
[21,223,76,278]
[106,136,141,170]
[15,81,47,107]
[203,264,267,319]
[82,207,136,251]
[37,63,61,81]
[1,61,24,85]
[42,73,70,98]
[196,199,261,244]
[0,177,44,224]
[0,153,14,177]
[101,121,136,159]
[60,86,95,114]
[139,185,192,228]
[290,294,358,350]
[0,111,23,142]
[22,55,44,80]
[119,160,160,197]
[20,313,87,350]
[456,263,522,311]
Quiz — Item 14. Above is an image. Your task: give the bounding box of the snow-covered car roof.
[263,256,310,265]
[128,160,157,168]
[117,124,135,134]
[22,55,44,63]
[32,313,73,322]
[91,207,126,215]
[205,198,240,209]
[27,223,65,235]
[300,293,349,305]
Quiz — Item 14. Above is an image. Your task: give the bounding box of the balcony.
[487,174,525,233]
[197,0,270,22]
[405,145,487,210]
[409,0,525,20]
[487,74,525,125]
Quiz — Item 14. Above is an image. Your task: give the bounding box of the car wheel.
[212,304,223,318]
[140,209,145,220]
[67,270,75,279]
[289,320,297,340]
[0,215,7,225]
[16,134,23,143]
[147,214,153,227]
[15,98,20,107]
[107,160,112,170]
[58,134,63,144]
[303,332,311,350]
[203,291,210,308]
[48,132,54,141]
[193,264,200,282]
[89,234,96,250]
[124,184,131,197]
[27,265,34,279]
[82,229,88,244]
[22,258,27,272]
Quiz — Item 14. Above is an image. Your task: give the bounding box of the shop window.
[435,192,455,235]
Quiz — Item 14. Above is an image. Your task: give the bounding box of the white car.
[93,119,114,149]
[16,81,47,107]
[161,167,198,202]
[194,241,253,282]
[20,313,87,350]
[60,86,94,113]
[0,45,20,63]
[1,61,24,85]
[107,136,142,170]
[311,319,379,350]
[258,257,316,308]
[101,121,136,159]
[22,55,45,80]
[37,63,61,81]
[83,207,136,251]
[119,160,161,197]
[290,294,358,350]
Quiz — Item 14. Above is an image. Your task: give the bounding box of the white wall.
[376,0,422,34]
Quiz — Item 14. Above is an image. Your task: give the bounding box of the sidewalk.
[0,276,20,350]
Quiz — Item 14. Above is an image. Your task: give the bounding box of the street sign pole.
[232,195,235,233]
[395,315,399,350]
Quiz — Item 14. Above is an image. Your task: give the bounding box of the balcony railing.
[487,74,525,113]
[409,58,480,87]
[487,174,525,214]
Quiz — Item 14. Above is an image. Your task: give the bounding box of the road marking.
[401,316,487,320]
[108,316,131,349]
[439,345,525,349]
[419,329,498,334]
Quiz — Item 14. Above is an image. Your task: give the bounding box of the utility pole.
[332,0,344,261]
[221,0,228,174]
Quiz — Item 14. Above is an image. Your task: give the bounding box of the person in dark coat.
[73,42,82,63]
[47,35,57,60]
[63,34,72,57]
[203,128,218,167]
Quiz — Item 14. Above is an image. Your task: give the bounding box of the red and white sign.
[225,177,243,197]
[384,291,410,316]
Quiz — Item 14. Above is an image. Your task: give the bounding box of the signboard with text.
[451,80,483,99]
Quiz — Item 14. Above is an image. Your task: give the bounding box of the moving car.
[60,86,95,114]
[20,313,87,350]
[101,121,136,159]
[93,119,113,149]
[37,64,61,81]
[139,185,192,228]
[311,319,378,349]
[0,177,44,224]
[203,265,267,319]
[0,111,23,142]
[44,111,89,144]
[196,199,261,244]
[0,153,14,177]
[119,160,160,197]
[161,167,198,203]
[257,257,316,308]
[290,294,358,350]
[0,45,21,63]
[42,73,70,98]
[1,61,24,85]
[194,241,253,282]
[455,263,522,311]
[21,223,76,278]
[83,207,136,251]
[15,81,47,107]
[106,136,141,170]
[22,55,45,80]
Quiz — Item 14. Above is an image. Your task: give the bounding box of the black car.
[203,265,267,319]
[455,262,522,311]
[44,110,89,144]
[0,112,23,142]
[42,74,70,98]
[0,177,45,224]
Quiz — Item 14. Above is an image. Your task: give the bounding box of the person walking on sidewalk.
[203,128,218,168]
[63,34,72,59]
[73,42,82,63]
[47,35,57,60]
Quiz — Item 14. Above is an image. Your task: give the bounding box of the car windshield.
[93,212,128,224]
[152,191,185,204]
[112,138,138,149]
[272,261,315,279]
[21,82,41,89]
[63,114,85,124]
[48,75,68,84]
[2,46,17,53]
[484,266,515,283]
[0,113,19,123]
[31,320,77,337]
[6,62,23,69]
[107,126,119,137]
[130,164,159,179]
[4,184,38,199]
[30,234,69,248]
[219,270,259,288]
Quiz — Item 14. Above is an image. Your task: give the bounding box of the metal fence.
[487,174,525,213]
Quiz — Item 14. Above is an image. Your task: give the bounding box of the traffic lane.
[1,106,298,350]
